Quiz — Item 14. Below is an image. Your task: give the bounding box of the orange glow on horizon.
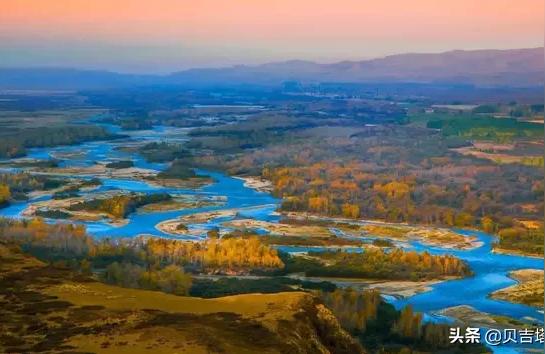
[1,0,543,72]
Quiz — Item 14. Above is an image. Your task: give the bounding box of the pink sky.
[1,0,543,73]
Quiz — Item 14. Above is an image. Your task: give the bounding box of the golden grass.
[439,305,528,329]
[360,224,480,250]
[360,224,408,238]
[0,243,45,275]
[224,219,334,238]
[45,281,304,324]
[1,242,356,353]
[517,219,543,229]
[452,146,543,166]
[491,269,544,307]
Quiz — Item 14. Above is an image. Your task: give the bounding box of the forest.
[0,172,65,204]
[494,226,544,256]
[0,62,542,354]
[0,125,122,158]
[157,160,200,179]
[0,218,283,275]
[68,192,172,218]
[280,248,470,280]
[0,216,339,298]
[102,262,193,295]
[266,161,542,231]
[223,229,364,247]
[0,216,471,283]
[187,111,543,256]
[138,142,191,162]
[321,288,487,352]
[189,277,336,297]
[0,184,10,207]
[0,215,480,352]
[105,160,134,169]
[427,116,542,142]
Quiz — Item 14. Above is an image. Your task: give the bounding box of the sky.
[1,0,543,73]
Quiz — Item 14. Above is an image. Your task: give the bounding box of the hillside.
[0,242,362,353]
[0,47,542,89]
[169,47,544,87]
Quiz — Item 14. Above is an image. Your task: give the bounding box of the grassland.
[0,242,362,353]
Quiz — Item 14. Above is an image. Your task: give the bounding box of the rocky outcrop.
[278,294,365,354]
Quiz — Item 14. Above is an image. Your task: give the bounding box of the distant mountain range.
[1,47,543,90]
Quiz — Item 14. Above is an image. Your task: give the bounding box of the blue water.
[1,124,280,239]
[0,122,542,353]
[86,170,278,239]
[395,230,543,322]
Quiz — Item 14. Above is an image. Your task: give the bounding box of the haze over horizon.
[1,0,543,73]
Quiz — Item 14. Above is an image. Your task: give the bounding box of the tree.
[0,184,10,205]
[454,212,473,227]
[157,265,192,295]
[79,259,92,275]
[342,203,360,219]
[104,262,123,284]
[207,227,220,239]
[393,305,422,339]
[481,216,496,233]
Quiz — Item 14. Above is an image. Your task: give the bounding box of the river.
[0,123,542,353]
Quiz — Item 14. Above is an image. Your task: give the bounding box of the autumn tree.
[157,265,192,295]
[0,184,10,205]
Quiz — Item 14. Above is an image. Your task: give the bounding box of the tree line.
[187,113,542,257]
[265,161,543,256]
[0,125,121,158]
[321,288,486,353]
[0,172,64,204]
[282,248,470,281]
[0,217,283,274]
[68,192,172,219]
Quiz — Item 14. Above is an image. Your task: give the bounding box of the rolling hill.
[0,242,363,353]
[0,47,542,89]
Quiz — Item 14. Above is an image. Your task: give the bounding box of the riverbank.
[224,219,333,237]
[194,272,451,298]
[283,211,482,250]
[30,164,158,179]
[233,176,274,193]
[154,219,208,237]
[287,273,453,298]
[490,269,544,307]
[492,247,545,259]
[438,305,533,329]
[146,176,213,189]
[1,120,542,336]
[139,195,226,213]
[155,206,277,236]
[23,194,131,227]
[19,162,213,190]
